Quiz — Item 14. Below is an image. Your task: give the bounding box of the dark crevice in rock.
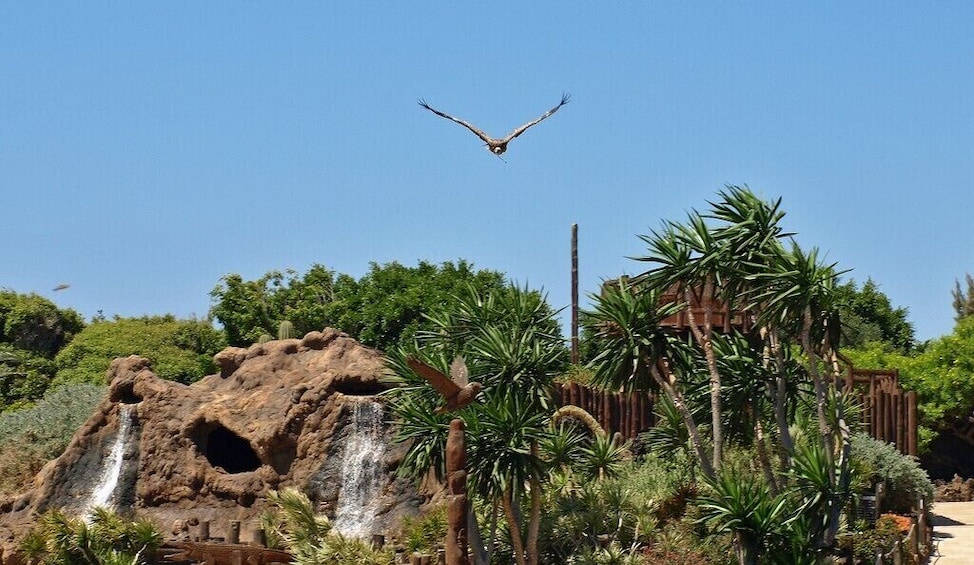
[193,424,261,474]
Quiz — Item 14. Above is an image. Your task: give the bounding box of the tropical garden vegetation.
[1,187,970,563]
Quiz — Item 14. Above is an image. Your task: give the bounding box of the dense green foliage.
[835,279,915,354]
[952,273,974,322]
[0,383,104,496]
[53,316,224,386]
[0,291,85,410]
[210,260,509,351]
[849,433,933,513]
[844,316,974,447]
[0,291,84,357]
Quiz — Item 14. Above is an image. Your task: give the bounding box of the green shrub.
[0,383,103,495]
[0,344,58,411]
[839,514,903,564]
[850,432,934,513]
[397,505,447,554]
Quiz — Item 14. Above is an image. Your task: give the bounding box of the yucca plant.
[697,469,790,565]
[21,507,161,565]
[266,488,392,565]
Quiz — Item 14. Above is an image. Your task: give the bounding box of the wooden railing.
[556,368,918,457]
[848,368,918,457]
[554,383,655,441]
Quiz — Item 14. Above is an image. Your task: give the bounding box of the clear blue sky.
[2,3,971,342]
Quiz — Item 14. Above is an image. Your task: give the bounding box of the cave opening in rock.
[198,426,261,474]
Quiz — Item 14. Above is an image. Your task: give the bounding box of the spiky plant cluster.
[265,488,392,565]
[20,507,162,565]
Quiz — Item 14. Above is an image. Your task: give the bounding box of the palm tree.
[745,242,852,548]
[582,279,715,479]
[385,284,568,565]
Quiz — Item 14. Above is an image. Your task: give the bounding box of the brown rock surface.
[0,328,425,560]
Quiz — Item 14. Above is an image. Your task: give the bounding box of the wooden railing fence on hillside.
[556,368,917,457]
[554,383,655,441]
[849,368,918,457]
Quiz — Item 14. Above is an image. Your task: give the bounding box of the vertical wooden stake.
[571,223,579,365]
[445,419,470,565]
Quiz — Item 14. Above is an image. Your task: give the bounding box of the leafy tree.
[209,260,509,351]
[331,260,508,351]
[952,273,974,322]
[53,316,225,386]
[835,278,914,353]
[586,187,856,562]
[0,291,84,357]
[0,345,58,411]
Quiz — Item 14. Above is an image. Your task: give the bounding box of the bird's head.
[491,144,507,155]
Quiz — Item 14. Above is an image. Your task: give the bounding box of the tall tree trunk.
[650,360,715,479]
[754,414,779,494]
[767,329,794,474]
[501,485,527,565]
[684,285,724,471]
[801,306,834,473]
[526,452,542,565]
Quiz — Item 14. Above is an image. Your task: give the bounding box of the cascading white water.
[84,404,134,515]
[332,398,386,538]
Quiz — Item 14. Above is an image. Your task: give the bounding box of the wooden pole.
[445,419,470,565]
[571,223,579,365]
[907,391,918,456]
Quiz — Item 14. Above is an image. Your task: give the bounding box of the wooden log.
[602,391,612,435]
[893,391,907,453]
[907,391,918,457]
[197,521,210,543]
[252,527,266,547]
[445,419,470,565]
[876,393,887,442]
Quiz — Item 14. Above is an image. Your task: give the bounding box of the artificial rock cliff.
[0,328,424,559]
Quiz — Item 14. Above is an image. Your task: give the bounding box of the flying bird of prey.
[52,284,70,291]
[406,356,482,414]
[418,93,570,157]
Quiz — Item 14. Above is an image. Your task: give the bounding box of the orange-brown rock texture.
[0,328,424,561]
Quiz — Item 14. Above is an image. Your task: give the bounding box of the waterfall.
[333,398,386,538]
[84,404,134,515]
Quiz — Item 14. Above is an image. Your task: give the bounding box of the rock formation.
[0,328,425,560]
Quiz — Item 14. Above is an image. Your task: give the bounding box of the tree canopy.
[53,315,224,386]
[835,278,914,354]
[0,291,85,410]
[209,260,509,351]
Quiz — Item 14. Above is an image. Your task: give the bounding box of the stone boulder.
[0,328,425,559]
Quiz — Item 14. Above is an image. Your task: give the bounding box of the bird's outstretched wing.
[418,99,494,145]
[52,284,70,291]
[450,356,468,387]
[501,93,571,143]
[407,357,461,397]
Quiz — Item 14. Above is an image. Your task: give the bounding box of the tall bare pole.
[571,223,579,364]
